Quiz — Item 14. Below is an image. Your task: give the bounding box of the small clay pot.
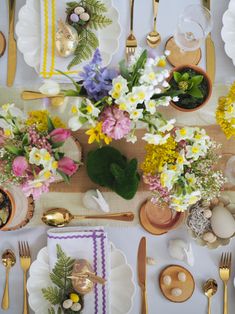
[0,188,16,231]
[168,64,212,112]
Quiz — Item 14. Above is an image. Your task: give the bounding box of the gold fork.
[219,252,232,314]
[19,242,31,314]
[126,0,137,60]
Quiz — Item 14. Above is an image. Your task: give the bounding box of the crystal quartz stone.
[55,19,79,57]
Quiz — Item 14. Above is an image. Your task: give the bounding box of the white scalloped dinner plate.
[27,243,135,314]
[221,0,235,66]
[16,0,121,73]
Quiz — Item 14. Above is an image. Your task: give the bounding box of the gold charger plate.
[159,265,195,303]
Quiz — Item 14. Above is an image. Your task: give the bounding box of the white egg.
[63,299,73,309]
[163,275,172,286]
[171,288,182,297]
[211,205,235,239]
[202,232,217,244]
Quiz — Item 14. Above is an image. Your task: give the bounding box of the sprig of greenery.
[173,71,204,99]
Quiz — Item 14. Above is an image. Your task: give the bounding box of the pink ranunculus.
[50,128,71,142]
[99,106,131,140]
[12,156,28,177]
[58,157,78,176]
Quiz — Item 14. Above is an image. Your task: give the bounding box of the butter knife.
[7,0,17,87]
[204,0,215,85]
[138,237,148,314]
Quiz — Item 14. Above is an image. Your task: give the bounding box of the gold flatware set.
[137,237,148,314]
[126,0,138,60]
[1,242,31,312]
[7,0,17,87]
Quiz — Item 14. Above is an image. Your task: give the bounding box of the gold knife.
[138,237,148,314]
[7,0,17,87]
[204,0,215,85]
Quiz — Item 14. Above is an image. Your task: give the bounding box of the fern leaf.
[42,287,62,305]
[82,0,107,14]
[89,14,112,30]
[48,308,56,314]
[68,29,99,69]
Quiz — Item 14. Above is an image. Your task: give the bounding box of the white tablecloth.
[0,0,235,314]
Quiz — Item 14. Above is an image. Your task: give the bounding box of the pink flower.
[99,106,131,140]
[58,157,78,176]
[50,128,71,142]
[12,156,28,177]
[22,177,54,200]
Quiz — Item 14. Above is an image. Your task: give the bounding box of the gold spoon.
[42,208,135,227]
[146,0,161,48]
[1,250,16,310]
[203,279,218,314]
[21,91,65,107]
[0,32,6,57]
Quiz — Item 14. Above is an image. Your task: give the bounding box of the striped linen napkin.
[47,226,110,314]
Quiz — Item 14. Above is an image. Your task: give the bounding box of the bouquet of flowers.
[0,104,79,199]
[216,82,235,139]
[54,48,179,145]
[141,126,226,212]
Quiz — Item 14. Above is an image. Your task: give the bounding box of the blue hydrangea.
[80,49,118,101]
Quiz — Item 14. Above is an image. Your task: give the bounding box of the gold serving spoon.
[203,279,218,314]
[21,91,65,107]
[0,32,6,57]
[1,250,16,310]
[42,208,135,227]
[147,0,161,48]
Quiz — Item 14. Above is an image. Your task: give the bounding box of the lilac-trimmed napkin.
[47,227,110,314]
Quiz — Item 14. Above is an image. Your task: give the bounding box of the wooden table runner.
[50,125,235,193]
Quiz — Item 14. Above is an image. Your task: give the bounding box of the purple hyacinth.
[80,49,118,101]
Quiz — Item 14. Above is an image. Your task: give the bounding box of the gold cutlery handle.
[208,297,211,314]
[74,212,134,222]
[153,0,159,31]
[1,267,10,310]
[223,283,228,314]
[130,0,135,33]
[8,0,16,36]
[21,91,64,100]
[141,287,148,314]
[23,271,28,314]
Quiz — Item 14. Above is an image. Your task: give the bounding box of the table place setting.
[2,0,235,313]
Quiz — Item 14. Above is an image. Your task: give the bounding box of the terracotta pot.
[0,188,16,231]
[168,64,212,112]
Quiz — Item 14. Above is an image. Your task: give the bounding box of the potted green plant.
[167,65,212,112]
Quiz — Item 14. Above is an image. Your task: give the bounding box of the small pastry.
[163,275,172,286]
[171,288,182,297]
[63,299,73,309]
[178,272,186,282]
[71,303,82,312]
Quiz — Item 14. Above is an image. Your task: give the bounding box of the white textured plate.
[221,0,235,66]
[16,0,121,72]
[27,243,135,314]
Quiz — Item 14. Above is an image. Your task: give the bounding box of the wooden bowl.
[168,64,212,112]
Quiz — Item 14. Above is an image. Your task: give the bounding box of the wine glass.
[166,4,213,66]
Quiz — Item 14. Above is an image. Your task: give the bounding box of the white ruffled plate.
[27,243,135,314]
[16,0,121,73]
[221,0,235,66]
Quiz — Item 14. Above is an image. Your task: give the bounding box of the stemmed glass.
[165,4,213,66]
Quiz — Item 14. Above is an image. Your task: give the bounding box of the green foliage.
[173,70,204,99]
[66,0,111,69]
[47,116,55,132]
[87,146,140,200]
[5,145,24,156]
[42,245,83,313]
[57,170,70,184]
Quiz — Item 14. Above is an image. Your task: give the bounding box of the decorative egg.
[80,12,90,22]
[72,259,94,295]
[203,209,212,219]
[70,13,80,23]
[227,203,235,214]
[171,288,182,297]
[74,6,85,15]
[55,19,79,58]
[211,205,235,239]
[178,272,186,282]
[202,232,217,243]
[63,299,73,309]
[163,275,172,286]
[219,195,230,206]
[71,303,82,312]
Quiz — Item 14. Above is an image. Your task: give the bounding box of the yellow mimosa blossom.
[26,110,65,132]
[86,122,112,145]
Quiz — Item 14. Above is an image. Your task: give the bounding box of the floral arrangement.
[42,245,84,314]
[0,104,79,200]
[216,82,235,139]
[56,48,179,146]
[141,126,226,212]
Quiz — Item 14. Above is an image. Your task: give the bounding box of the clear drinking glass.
[174,4,213,52]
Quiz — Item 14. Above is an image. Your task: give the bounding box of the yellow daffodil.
[86,122,112,145]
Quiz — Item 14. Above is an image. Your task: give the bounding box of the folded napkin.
[47,227,110,314]
[40,0,82,82]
